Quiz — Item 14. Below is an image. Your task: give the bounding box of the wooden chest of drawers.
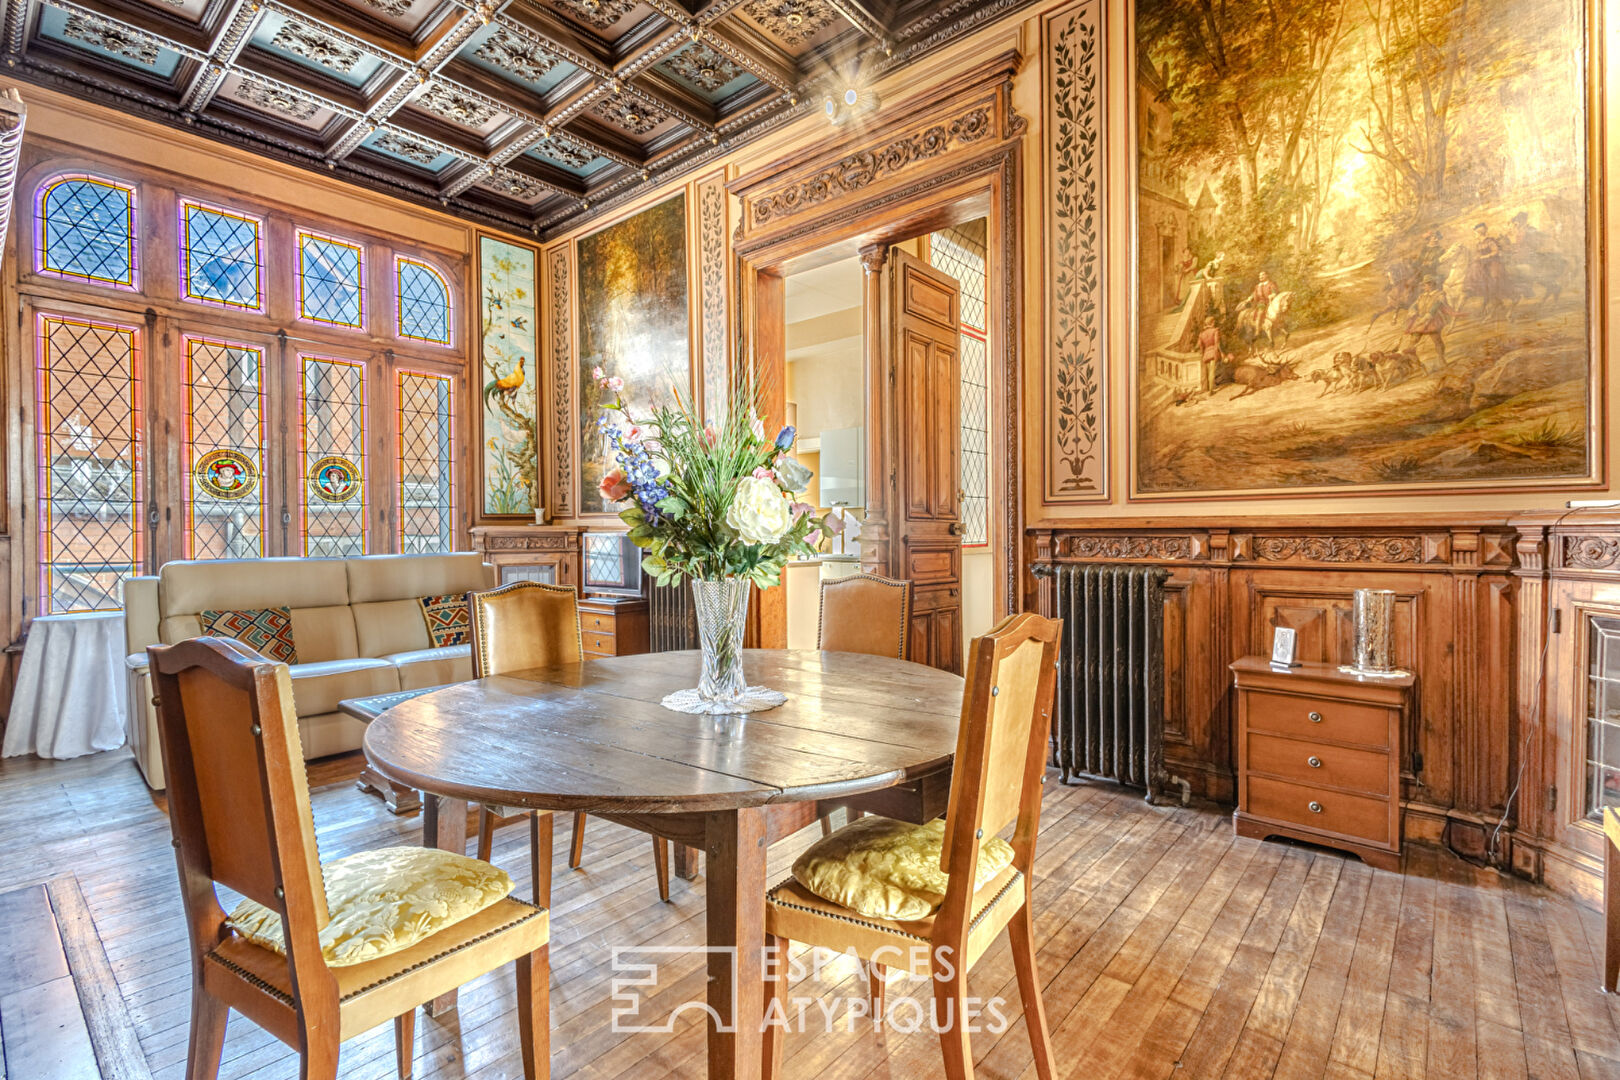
[1230,656,1412,871]
[577,595,649,659]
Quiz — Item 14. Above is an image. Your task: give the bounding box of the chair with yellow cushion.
[148,636,549,1080]
[817,572,912,658]
[763,611,1061,1080]
[468,581,672,902]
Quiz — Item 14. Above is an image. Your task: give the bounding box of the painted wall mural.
[1043,0,1106,502]
[479,235,538,516]
[1134,0,1596,496]
[577,193,692,515]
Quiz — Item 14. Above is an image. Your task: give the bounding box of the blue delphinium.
[599,416,669,524]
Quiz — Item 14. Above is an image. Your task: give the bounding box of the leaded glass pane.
[397,370,454,554]
[37,316,141,613]
[584,532,625,586]
[928,220,989,547]
[1587,616,1620,821]
[183,203,262,309]
[185,339,265,559]
[299,232,364,328]
[397,258,452,345]
[38,176,137,288]
[301,357,367,556]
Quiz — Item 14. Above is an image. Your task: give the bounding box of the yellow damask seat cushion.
[227,847,514,968]
[792,815,1014,922]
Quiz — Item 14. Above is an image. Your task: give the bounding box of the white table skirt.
[3,611,127,759]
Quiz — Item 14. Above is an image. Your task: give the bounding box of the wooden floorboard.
[0,749,1608,1080]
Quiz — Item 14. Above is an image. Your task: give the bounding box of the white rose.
[726,476,794,545]
[776,455,814,493]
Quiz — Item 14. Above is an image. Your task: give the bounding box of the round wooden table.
[361,648,964,1080]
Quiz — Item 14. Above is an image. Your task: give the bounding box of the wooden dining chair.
[816,573,914,835]
[468,581,672,902]
[763,611,1062,1080]
[148,636,550,1080]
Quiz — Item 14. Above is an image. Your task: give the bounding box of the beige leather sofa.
[124,553,496,789]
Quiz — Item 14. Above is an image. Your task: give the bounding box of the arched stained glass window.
[37,174,138,288]
[182,201,263,310]
[298,230,364,328]
[397,257,452,345]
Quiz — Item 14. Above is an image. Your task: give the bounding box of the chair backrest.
[817,573,913,658]
[938,612,1062,890]
[147,637,331,994]
[468,581,583,678]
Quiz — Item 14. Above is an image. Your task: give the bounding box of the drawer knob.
[1308,800,1323,814]
[1308,711,1323,723]
[1308,755,1322,768]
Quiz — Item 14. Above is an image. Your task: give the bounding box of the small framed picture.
[1270,627,1300,668]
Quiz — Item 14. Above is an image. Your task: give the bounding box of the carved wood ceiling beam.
[179,0,257,113]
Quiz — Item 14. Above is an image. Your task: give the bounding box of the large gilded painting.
[577,193,692,515]
[1134,0,1597,496]
[479,236,538,515]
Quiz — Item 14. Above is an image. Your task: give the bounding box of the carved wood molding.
[1251,535,1424,564]
[1057,534,1199,561]
[697,172,730,423]
[546,245,575,520]
[1563,534,1620,569]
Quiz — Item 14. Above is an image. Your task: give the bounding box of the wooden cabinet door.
[886,249,962,673]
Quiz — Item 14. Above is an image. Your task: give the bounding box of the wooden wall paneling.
[746,269,786,650]
[543,243,574,522]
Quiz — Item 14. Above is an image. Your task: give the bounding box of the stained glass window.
[928,220,989,547]
[185,338,265,559]
[298,230,365,328]
[301,356,367,556]
[397,258,452,345]
[182,201,263,310]
[584,532,625,587]
[37,316,142,613]
[397,370,454,554]
[37,175,138,289]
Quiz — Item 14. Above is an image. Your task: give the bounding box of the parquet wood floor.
[0,748,1613,1079]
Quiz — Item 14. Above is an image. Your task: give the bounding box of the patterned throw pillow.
[418,594,470,648]
[198,607,298,665]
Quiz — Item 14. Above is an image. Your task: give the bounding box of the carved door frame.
[727,52,1027,638]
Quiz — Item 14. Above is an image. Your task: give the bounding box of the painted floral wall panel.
[576,193,693,515]
[1133,0,1597,496]
[1043,0,1107,502]
[479,236,539,516]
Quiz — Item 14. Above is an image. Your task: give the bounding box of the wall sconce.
[823,85,879,126]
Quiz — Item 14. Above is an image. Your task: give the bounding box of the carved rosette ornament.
[473,28,559,83]
[532,137,592,169]
[665,44,742,92]
[483,171,545,200]
[271,23,364,74]
[63,14,160,65]
[236,79,320,121]
[741,0,837,45]
[373,131,439,165]
[1564,535,1620,569]
[550,0,637,29]
[591,96,663,135]
[416,85,497,128]
[1253,536,1423,563]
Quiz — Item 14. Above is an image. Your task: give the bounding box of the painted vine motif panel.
[1133,0,1596,496]
[576,193,692,516]
[480,236,539,516]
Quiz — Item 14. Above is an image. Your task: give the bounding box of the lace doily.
[660,686,788,715]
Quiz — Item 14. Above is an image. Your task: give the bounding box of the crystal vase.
[659,577,787,714]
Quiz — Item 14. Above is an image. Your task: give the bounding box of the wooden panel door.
[887,249,962,673]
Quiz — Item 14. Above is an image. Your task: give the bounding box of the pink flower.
[701,425,718,447]
[823,513,846,535]
[790,501,814,518]
[805,529,822,547]
[592,365,605,382]
[598,468,631,502]
[753,466,776,482]
[605,376,625,393]
[627,425,643,441]
[750,415,765,439]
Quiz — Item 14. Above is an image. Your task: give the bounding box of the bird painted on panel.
[484,357,526,404]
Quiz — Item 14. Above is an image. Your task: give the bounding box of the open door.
[886,248,963,673]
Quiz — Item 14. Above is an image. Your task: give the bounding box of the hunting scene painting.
[1134,0,1595,495]
[577,193,692,515]
[480,237,538,516]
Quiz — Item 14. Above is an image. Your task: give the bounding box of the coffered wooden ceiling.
[0,0,1024,236]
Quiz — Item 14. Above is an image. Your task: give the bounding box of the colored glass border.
[35,173,139,291]
[298,354,368,555]
[180,200,265,312]
[296,229,366,329]
[395,368,456,552]
[183,336,267,559]
[395,256,454,346]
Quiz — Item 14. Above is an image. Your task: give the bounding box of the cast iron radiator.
[648,579,698,652]
[1032,562,1171,802]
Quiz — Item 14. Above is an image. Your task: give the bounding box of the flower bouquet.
[594,367,844,714]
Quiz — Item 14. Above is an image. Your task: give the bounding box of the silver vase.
[692,577,750,705]
[1351,589,1397,673]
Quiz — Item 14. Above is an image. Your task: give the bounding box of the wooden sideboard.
[579,595,649,658]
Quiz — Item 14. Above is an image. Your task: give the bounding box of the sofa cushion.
[346,553,492,604]
[288,658,399,717]
[161,557,349,615]
[387,646,472,691]
[351,599,432,659]
[199,607,298,664]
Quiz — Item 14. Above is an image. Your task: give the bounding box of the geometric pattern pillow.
[418,593,470,648]
[197,606,298,665]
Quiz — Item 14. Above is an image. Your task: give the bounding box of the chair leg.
[1008,904,1056,1080]
[477,806,497,863]
[820,815,833,838]
[299,1039,341,1080]
[531,812,553,908]
[654,837,670,902]
[931,954,973,1080]
[568,811,588,869]
[763,934,789,1080]
[184,987,228,1080]
[868,961,887,1027]
[516,945,551,1080]
[394,1009,415,1079]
